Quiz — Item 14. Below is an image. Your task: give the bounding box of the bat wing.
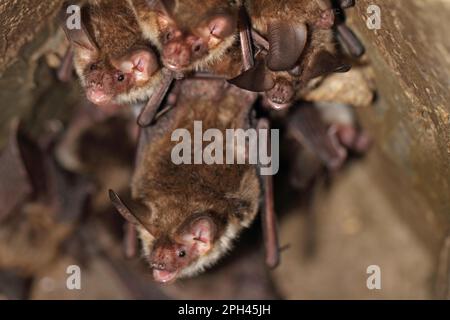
[302,50,351,84]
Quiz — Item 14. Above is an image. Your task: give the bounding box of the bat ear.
[112,49,160,84]
[108,190,155,235]
[180,217,215,255]
[267,21,307,72]
[302,51,351,83]
[207,13,237,39]
[59,3,98,63]
[228,55,275,92]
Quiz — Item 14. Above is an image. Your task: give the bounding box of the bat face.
[158,12,237,72]
[148,215,216,283]
[78,48,160,106]
[265,76,295,110]
[60,2,161,106]
[109,190,225,283]
[130,0,239,73]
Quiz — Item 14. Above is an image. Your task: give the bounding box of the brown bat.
[127,0,246,74]
[109,79,281,282]
[230,0,356,109]
[286,101,372,188]
[59,1,164,114]
[0,121,91,275]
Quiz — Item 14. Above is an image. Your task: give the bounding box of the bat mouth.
[153,269,179,283]
[163,58,190,72]
[87,90,113,106]
[266,99,292,111]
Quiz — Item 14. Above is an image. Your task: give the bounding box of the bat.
[59,1,163,110]
[286,101,372,182]
[109,78,281,282]
[0,121,91,275]
[127,0,244,75]
[0,120,33,223]
[230,0,357,109]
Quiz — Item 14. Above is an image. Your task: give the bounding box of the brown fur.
[244,0,339,106]
[131,80,261,279]
[72,0,162,104]
[128,0,242,72]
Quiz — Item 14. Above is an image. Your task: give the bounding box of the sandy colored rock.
[272,153,434,299]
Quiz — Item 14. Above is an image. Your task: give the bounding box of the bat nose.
[163,43,191,71]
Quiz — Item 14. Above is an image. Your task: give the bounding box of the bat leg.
[238,6,255,71]
[287,103,347,171]
[57,47,74,82]
[124,222,138,259]
[137,70,174,127]
[257,118,280,269]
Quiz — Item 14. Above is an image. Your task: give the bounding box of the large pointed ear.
[205,13,237,39]
[228,55,275,92]
[180,217,216,255]
[302,51,351,83]
[108,190,154,235]
[112,49,160,84]
[59,3,98,62]
[267,21,307,72]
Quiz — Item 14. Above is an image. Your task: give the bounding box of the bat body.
[110,80,265,282]
[128,0,241,75]
[61,0,162,107]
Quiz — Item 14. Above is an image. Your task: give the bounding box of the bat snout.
[266,80,295,110]
[163,42,192,71]
[150,261,166,270]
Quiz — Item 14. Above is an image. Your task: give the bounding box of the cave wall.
[345,0,450,251]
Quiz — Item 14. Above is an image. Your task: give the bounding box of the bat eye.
[192,43,202,53]
[117,74,125,82]
[165,31,174,42]
[178,250,186,258]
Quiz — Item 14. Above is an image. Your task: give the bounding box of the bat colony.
[59,0,369,283]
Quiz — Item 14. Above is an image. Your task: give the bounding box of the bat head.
[153,0,237,72]
[60,5,159,106]
[79,48,159,106]
[149,215,216,283]
[109,190,217,283]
